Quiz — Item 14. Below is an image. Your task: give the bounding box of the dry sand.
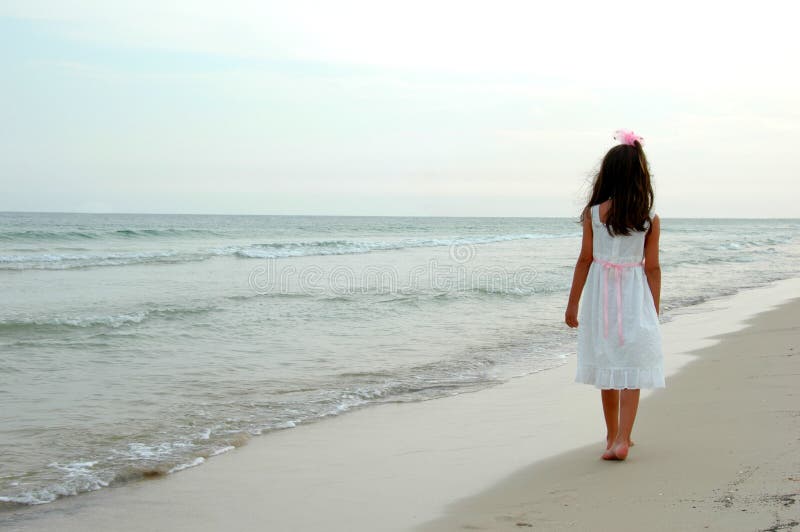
[2,278,799,532]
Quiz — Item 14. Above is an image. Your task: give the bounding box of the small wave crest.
[0,250,207,270]
[0,227,224,243]
[219,233,576,260]
[0,304,219,333]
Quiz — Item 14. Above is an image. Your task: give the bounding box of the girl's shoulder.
[594,200,612,225]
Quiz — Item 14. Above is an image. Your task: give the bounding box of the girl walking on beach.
[565,130,664,461]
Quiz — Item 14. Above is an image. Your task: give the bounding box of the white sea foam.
[210,446,236,456]
[116,441,194,461]
[0,461,110,505]
[168,457,205,474]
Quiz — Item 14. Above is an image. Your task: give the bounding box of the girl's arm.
[643,215,661,315]
[565,208,593,328]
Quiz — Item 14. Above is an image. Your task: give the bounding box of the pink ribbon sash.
[592,257,644,346]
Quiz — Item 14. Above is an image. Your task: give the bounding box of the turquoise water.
[1,212,798,506]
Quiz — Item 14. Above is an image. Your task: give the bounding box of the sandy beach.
[2,277,799,532]
[420,291,800,531]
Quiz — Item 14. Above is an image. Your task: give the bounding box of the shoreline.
[3,277,800,531]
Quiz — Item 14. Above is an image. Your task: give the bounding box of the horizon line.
[1,210,798,220]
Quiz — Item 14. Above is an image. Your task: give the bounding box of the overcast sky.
[1,1,798,217]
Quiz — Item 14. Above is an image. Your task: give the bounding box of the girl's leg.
[601,389,620,449]
[604,388,640,460]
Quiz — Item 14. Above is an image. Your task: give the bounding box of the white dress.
[575,204,665,389]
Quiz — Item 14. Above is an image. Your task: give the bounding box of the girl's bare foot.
[602,441,630,461]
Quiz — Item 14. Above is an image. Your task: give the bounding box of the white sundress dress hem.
[575,364,666,390]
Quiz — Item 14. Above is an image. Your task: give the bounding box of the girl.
[564,129,664,461]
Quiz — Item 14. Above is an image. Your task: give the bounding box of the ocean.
[1,212,798,507]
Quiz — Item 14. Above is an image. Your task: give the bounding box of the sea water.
[1,212,798,506]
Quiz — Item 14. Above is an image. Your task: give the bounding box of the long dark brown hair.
[581,140,654,236]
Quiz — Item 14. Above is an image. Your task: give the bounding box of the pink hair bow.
[614,129,643,146]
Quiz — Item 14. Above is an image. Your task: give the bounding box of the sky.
[1,1,798,217]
